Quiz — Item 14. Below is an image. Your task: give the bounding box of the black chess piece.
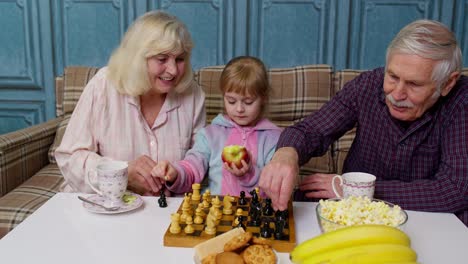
[260,219,271,238]
[249,202,262,226]
[239,191,247,205]
[275,209,288,222]
[262,198,274,216]
[274,218,286,240]
[236,215,246,229]
[158,191,167,208]
[249,189,259,206]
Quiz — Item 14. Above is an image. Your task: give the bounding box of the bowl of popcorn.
[316,196,408,233]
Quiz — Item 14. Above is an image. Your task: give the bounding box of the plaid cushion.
[0,164,63,238]
[462,68,468,76]
[332,70,363,174]
[55,76,64,117]
[48,115,71,164]
[0,118,61,197]
[197,65,336,175]
[63,66,99,114]
[47,67,99,163]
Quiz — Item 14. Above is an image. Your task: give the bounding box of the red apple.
[221,145,250,168]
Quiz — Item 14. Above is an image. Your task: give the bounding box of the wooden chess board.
[163,195,296,252]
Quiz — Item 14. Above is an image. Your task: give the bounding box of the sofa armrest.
[0,118,62,197]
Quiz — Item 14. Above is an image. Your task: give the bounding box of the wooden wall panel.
[152,0,236,69]
[52,0,124,76]
[249,0,330,68]
[349,0,432,69]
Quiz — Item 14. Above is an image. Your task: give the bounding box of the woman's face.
[147,51,186,94]
[224,92,263,127]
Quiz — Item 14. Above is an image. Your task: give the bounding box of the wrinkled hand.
[151,160,178,183]
[127,155,164,196]
[259,147,299,211]
[299,173,340,198]
[223,157,251,177]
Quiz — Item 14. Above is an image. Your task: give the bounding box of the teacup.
[332,172,376,198]
[87,160,128,206]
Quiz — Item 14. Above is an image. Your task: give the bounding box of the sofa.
[1,65,465,238]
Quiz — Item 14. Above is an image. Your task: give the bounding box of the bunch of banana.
[290,224,418,264]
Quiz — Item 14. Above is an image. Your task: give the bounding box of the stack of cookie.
[201,231,277,264]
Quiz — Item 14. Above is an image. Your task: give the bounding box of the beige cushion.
[0,164,63,238]
[332,70,364,174]
[197,64,336,175]
[48,67,99,163]
[48,115,71,164]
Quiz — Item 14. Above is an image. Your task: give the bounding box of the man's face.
[383,53,440,122]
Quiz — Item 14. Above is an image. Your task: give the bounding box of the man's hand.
[127,155,164,196]
[299,173,340,198]
[259,147,299,211]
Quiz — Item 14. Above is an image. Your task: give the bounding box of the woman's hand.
[299,173,340,198]
[127,155,164,196]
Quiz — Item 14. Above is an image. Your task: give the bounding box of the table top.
[0,193,467,263]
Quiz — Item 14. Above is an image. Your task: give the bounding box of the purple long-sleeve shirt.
[280,67,468,226]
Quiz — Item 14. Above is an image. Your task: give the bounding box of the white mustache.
[386,94,415,108]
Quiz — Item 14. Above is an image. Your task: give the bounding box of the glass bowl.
[316,197,408,233]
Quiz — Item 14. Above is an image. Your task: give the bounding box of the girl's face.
[224,92,263,127]
[146,51,186,94]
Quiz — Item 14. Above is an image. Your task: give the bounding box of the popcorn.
[318,196,405,228]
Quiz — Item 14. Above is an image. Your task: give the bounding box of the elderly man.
[259,20,468,226]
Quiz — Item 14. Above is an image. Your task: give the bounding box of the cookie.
[242,244,276,264]
[224,231,253,252]
[251,236,273,246]
[215,251,244,264]
[201,253,217,264]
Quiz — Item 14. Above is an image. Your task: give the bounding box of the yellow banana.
[302,243,417,264]
[290,224,411,263]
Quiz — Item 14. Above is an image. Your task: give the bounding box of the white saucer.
[82,192,143,214]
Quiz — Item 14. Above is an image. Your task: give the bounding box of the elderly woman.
[56,11,205,196]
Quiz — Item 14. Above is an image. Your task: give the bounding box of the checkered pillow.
[48,66,99,164]
[332,70,364,174]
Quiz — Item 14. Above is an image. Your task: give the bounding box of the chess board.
[163,195,296,252]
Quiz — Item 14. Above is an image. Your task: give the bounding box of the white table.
[0,193,466,263]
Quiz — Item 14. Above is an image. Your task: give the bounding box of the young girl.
[152,56,281,196]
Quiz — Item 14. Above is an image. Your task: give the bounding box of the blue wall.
[0,0,467,134]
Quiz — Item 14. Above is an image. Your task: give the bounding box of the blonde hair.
[386,20,462,90]
[220,56,270,100]
[107,11,194,96]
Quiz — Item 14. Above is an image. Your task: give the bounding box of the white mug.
[87,160,128,206]
[332,172,376,198]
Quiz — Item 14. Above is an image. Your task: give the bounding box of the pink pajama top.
[55,67,206,193]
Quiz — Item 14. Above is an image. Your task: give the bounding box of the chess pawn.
[191,183,201,202]
[184,216,195,234]
[212,196,222,220]
[169,213,181,234]
[194,207,204,224]
[202,191,211,208]
[233,208,243,226]
[196,203,206,216]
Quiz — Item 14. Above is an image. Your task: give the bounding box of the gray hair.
[386,20,462,90]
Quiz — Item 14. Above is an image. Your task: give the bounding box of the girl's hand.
[151,160,178,183]
[223,157,252,177]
